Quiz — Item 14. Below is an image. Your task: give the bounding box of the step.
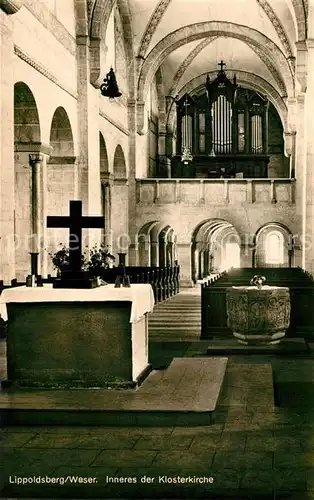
[206,337,308,355]
[149,326,201,331]
[0,357,228,426]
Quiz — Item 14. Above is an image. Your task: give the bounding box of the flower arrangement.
[250,275,266,288]
[49,245,71,274]
[86,243,115,276]
[50,242,115,276]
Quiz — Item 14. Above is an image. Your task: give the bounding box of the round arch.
[167,71,288,133]
[113,144,127,179]
[254,222,293,267]
[14,82,41,144]
[137,221,177,266]
[99,132,109,174]
[137,21,294,107]
[49,107,74,157]
[89,0,135,96]
[14,82,41,281]
[192,218,240,280]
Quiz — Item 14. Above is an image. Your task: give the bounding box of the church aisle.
[148,287,202,341]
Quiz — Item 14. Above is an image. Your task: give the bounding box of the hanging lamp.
[100,68,122,99]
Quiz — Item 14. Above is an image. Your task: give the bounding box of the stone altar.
[226,285,290,345]
[0,284,154,388]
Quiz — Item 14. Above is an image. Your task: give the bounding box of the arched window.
[265,231,284,265]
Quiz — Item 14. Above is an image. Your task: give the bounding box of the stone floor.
[2,289,314,498]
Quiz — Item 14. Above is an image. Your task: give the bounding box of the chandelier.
[181,95,193,165]
[181,146,193,164]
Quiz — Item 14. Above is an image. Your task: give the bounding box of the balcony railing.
[136,178,296,205]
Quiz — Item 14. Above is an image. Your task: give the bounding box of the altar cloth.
[0,283,154,323]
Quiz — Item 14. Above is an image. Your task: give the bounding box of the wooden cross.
[218,60,226,71]
[47,200,104,272]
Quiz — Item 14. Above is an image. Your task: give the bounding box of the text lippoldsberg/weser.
[9,476,98,485]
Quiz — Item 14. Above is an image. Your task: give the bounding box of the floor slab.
[0,357,228,426]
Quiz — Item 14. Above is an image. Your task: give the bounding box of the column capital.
[306,39,314,50]
[15,142,53,156]
[0,0,24,14]
[29,153,43,165]
[100,172,114,185]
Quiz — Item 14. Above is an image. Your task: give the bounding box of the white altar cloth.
[0,284,154,323]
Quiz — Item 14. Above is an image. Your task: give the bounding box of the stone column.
[176,242,193,287]
[14,144,51,280]
[100,172,114,248]
[29,154,43,274]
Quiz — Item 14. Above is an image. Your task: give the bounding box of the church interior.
[1,0,314,498]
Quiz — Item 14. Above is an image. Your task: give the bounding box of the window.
[265,231,284,264]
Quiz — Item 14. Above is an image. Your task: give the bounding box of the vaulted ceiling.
[89,0,308,105]
[131,0,307,99]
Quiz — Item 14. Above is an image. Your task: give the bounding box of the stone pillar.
[151,240,159,266]
[198,250,203,280]
[111,178,129,257]
[203,249,209,276]
[159,234,167,267]
[304,36,314,272]
[295,94,306,267]
[76,34,102,235]
[240,243,254,268]
[167,241,174,266]
[0,9,15,283]
[176,242,193,287]
[284,131,296,178]
[138,235,150,266]
[158,154,171,177]
[127,98,137,266]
